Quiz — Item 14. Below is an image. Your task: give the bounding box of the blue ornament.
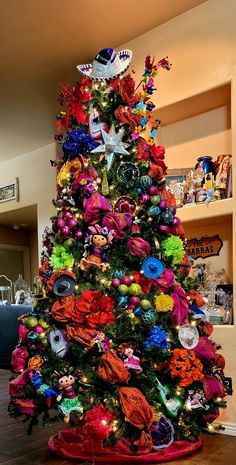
[144,325,169,349]
[142,256,165,279]
[136,187,143,195]
[140,175,152,189]
[27,331,39,343]
[134,306,143,317]
[117,296,129,308]
[114,270,125,279]
[148,205,161,218]
[142,311,156,325]
[160,211,174,225]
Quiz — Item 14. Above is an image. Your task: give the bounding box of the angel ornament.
[80,225,114,272]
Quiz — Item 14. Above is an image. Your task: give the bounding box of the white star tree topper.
[91,124,130,170]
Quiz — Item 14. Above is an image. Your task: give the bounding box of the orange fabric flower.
[28,355,44,371]
[51,295,75,322]
[65,325,97,348]
[169,348,203,387]
[98,350,130,384]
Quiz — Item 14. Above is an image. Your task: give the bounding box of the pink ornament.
[57,218,66,229]
[68,218,78,229]
[34,325,44,335]
[140,194,150,204]
[112,278,120,288]
[160,200,167,210]
[148,185,159,195]
[74,230,83,240]
[120,276,132,286]
[129,296,141,306]
[159,225,170,235]
[173,217,181,227]
[62,210,74,220]
[60,225,71,237]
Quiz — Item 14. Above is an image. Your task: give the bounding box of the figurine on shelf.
[215,155,231,191]
[57,373,83,423]
[80,225,114,272]
[124,347,142,374]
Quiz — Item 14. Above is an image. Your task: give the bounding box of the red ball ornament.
[129,296,141,306]
[120,276,132,286]
[148,185,159,195]
[112,278,120,288]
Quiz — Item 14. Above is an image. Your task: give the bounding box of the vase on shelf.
[195,156,215,177]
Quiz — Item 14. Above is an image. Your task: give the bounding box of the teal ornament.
[148,206,161,218]
[117,162,139,187]
[114,270,125,279]
[134,306,143,317]
[160,211,174,225]
[117,296,129,308]
[140,175,152,189]
[142,311,156,325]
[27,331,39,343]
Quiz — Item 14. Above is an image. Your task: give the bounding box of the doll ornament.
[57,374,83,423]
[124,348,142,374]
[80,225,114,272]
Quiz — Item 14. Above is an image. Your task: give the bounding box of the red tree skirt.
[48,427,202,463]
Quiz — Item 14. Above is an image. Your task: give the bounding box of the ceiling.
[0,0,207,162]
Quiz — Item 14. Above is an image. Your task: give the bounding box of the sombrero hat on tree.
[77,48,132,80]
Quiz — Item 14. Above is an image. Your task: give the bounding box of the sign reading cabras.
[186,234,223,259]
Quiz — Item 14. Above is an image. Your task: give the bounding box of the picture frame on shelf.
[0,178,19,203]
[165,168,192,207]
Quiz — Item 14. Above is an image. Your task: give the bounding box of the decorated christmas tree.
[8,48,227,462]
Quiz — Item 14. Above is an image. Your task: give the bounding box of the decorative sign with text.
[186,234,223,259]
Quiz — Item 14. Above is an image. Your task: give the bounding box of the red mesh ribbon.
[51,295,75,322]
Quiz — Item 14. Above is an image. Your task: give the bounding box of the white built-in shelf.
[177,198,234,223]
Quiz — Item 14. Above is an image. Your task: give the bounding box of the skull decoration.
[48,329,69,357]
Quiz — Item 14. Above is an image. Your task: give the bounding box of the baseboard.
[215,422,236,436]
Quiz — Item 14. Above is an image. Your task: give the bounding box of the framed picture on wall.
[0,178,19,203]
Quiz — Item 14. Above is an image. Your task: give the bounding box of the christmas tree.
[9,48,227,462]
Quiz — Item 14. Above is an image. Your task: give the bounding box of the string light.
[75,285,78,290]
[101,419,108,426]
[82,376,88,383]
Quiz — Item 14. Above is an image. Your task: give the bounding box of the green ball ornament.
[129,283,142,296]
[140,299,152,310]
[151,195,162,205]
[63,238,75,249]
[118,284,129,295]
[38,318,49,329]
[26,316,39,329]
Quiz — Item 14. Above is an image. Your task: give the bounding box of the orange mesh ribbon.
[118,387,153,453]
[51,295,75,322]
[98,350,130,384]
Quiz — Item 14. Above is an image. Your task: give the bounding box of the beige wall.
[121,0,236,428]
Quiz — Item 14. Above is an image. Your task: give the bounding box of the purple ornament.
[60,225,71,237]
[159,200,167,210]
[57,218,66,228]
[68,218,78,229]
[74,230,83,240]
[148,185,159,195]
[34,325,44,335]
[63,210,74,220]
[173,217,181,227]
[140,194,150,205]
[159,225,170,235]
[129,296,141,306]
[112,278,120,288]
[52,220,59,232]
[120,276,132,286]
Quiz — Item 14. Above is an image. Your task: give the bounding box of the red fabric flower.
[72,290,115,328]
[114,106,141,130]
[136,138,149,162]
[148,162,164,182]
[110,75,136,104]
[83,404,117,440]
[133,271,153,294]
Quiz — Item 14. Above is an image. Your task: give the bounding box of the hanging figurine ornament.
[91,125,130,170]
[88,106,109,140]
[117,162,140,187]
[77,48,132,80]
